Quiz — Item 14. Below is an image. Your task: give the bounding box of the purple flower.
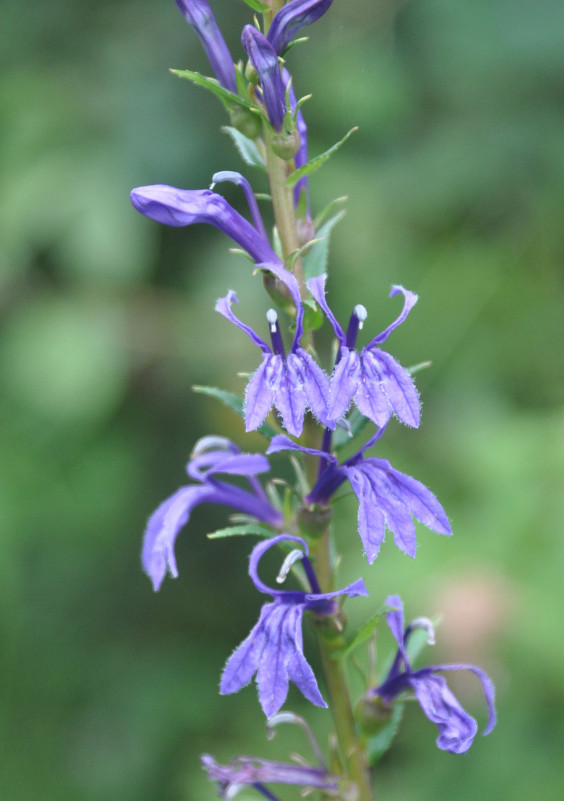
[283,68,310,215]
[267,429,452,563]
[370,595,496,754]
[174,0,236,92]
[308,274,421,429]
[130,184,280,266]
[220,534,368,717]
[142,437,282,591]
[267,0,334,55]
[202,754,341,800]
[242,26,287,131]
[215,272,331,437]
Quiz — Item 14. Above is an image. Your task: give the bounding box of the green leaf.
[192,385,278,439]
[171,69,257,114]
[302,210,346,280]
[207,523,273,540]
[222,126,265,169]
[285,127,359,189]
[332,408,370,449]
[240,0,269,11]
[366,703,405,765]
[332,604,395,660]
[313,195,348,229]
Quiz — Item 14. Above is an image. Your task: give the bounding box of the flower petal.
[307,274,346,345]
[328,348,361,420]
[273,363,307,437]
[220,605,271,695]
[245,357,279,432]
[363,348,420,428]
[174,0,236,92]
[267,0,334,54]
[367,285,418,347]
[215,290,271,353]
[343,465,387,563]
[241,25,286,131]
[410,673,478,754]
[290,349,332,427]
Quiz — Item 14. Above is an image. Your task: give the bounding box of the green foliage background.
[1,1,563,799]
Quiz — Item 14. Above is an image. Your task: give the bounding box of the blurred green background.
[2,0,563,799]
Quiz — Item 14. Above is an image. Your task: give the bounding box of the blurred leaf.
[333,409,370,450]
[332,604,395,660]
[240,0,269,11]
[302,210,347,279]
[171,69,257,114]
[285,127,358,189]
[193,385,278,439]
[222,126,265,169]
[366,703,404,765]
[207,524,273,539]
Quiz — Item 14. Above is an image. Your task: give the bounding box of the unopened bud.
[229,105,262,139]
[355,693,392,735]
[272,127,301,160]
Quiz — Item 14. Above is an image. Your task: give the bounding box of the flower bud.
[271,126,301,160]
[355,693,393,735]
[229,104,262,139]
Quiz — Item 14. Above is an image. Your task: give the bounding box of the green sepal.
[285,127,359,189]
[366,703,405,765]
[331,603,396,660]
[240,0,269,11]
[302,210,346,280]
[207,523,273,540]
[171,69,259,115]
[222,126,265,168]
[192,385,278,439]
[332,408,370,450]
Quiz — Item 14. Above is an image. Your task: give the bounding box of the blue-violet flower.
[267,0,334,55]
[216,273,331,437]
[220,534,368,717]
[174,0,236,92]
[309,274,420,428]
[241,25,287,131]
[142,437,282,591]
[268,429,451,562]
[371,595,497,754]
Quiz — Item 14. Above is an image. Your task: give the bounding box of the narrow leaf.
[332,604,396,660]
[285,127,359,189]
[207,523,273,539]
[366,704,404,765]
[240,0,270,11]
[192,385,278,439]
[302,210,346,280]
[171,69,257,113]
[222,126,265,169]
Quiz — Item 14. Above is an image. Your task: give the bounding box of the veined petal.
[174,0,236,92]
[242,26,286,131]
[363,348,420,428]
[370,458,452,536]
[290,349,332,427]
[283,68,310,212]
[245,357,278,432]
[130,185,279,264]
[367,285,418,347]
[221,604,271,695]
[202,755,341,794]
[142,486,213,591]
[257,604,298,717]
[211,171,266,238]
[285,605,327,709]
[267,0,333,54]
[343,465,387,563]
[410,673,478,754]
[384,594,406,653]
[430,664,497,736]
[273,362,307,437]
[215,290,271,353]
[328,348,361,420]
[354,356,393,428]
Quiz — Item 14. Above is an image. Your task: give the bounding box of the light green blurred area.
[1,1,563,799]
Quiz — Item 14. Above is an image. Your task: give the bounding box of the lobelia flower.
[308,273,421,429]
[202,754,342,800]
[369,595,497,754]
[142,437,282,591]
[215,269,331,437]
[130,182,281,266]
[174,0,236,92]
[241,25,287,131]
[283,68,311,218]
[267,427,452,563]
[267,0,334,55]
[220,534,368,717]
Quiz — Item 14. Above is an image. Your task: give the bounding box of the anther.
[354,304,368,330]
[266,308,278,334]
[408,617,436,646]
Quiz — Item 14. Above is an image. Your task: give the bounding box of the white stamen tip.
[276,549,304,583]
[354,304,368,329]
[410,617,436,646]
[266,308,278,333]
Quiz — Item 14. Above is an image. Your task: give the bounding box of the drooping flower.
[241,25,287,131]
[215,271,331,437]
[308,274,421,429]
[142,437,282,591]
[220,534,368,717]
[130,183,280,266]
[267,428,451,563]
[174,0,236,92]
[267,0,334,55]
[202,754,342,800]
[369,595,496,754]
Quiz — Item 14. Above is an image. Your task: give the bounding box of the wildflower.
[174,0,236,92]
[202,754,342,800]
[216,274,331,437]
[130,183,280,266]
[220,534,368,717]
[308,273,420,428]
[242,25,286,131]
[267,0,334,55]
[369,595,496,754]
[142,437,282,591]
[267,428,451,563]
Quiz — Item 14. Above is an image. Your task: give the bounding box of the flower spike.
[369,595,497,754]
[174,0,236,92]
[142,438,282,591]
[308,274,421,429]
[220,535,368,717]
